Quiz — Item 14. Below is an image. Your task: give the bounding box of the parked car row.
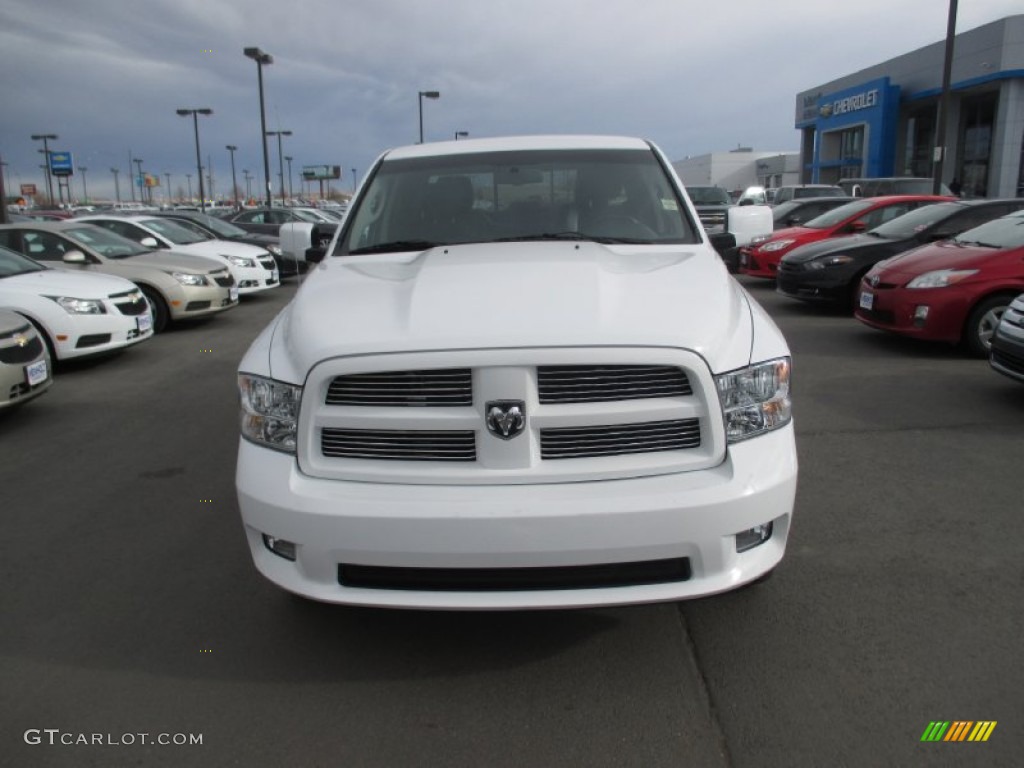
[739,197,1024,375]
[0,216,291,411]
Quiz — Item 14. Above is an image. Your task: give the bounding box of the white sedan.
[0,244,153,361]
[77,215,279,295]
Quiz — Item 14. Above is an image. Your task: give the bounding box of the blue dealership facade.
[795,14,1024,197]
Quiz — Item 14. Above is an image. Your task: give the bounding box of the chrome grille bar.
[326,369,473,406]
[538,365,691,403]
[541,418,700,459]
[321,428,476,461]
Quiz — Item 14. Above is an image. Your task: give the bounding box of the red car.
[739,195,953,278]
[855,209,1024,356]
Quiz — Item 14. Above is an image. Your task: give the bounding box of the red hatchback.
[739,195,953,278]
[855,210,1024,356]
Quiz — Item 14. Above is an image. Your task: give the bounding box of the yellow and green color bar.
[921,721,997,742]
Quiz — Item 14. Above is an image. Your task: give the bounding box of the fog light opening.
[913,305,930,327]
[262,534,297,561]
[736,521,773,553]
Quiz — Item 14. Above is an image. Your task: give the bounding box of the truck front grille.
[303,350,720,484]
[321,428,476,461]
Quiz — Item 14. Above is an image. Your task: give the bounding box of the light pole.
[165,172,172,205]
[352,168,357,193]
[226,145,239,208]
[31,133,57,205]
[78,166,88,203]
[243,169,252,200]
[418,90,440,143]
[455,131,468,140]
[186,173,193,202]
[266,130,292,203]
[285,155,294,200]
[176,108,213,211]
[133,158,145,204]
[110,168,121,203]
[244,46,274,209]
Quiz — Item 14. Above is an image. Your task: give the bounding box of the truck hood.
[268,242,754,381]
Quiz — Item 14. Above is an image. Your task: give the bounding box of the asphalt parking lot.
[2,274,1021,767]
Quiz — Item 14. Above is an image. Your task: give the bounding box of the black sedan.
[149,211,308,278]
[776,199,1024,308]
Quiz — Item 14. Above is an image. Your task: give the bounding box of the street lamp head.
[226,145,238,151]
[31,133,58,141]
[176,109,190,116]
[244,47,273,65]
[198,108,213,116]
[455,131,469,140]
[420,91,440,99]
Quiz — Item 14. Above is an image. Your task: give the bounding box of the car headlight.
[169,271,209,286]
[239,374,302,453]
[715,358,792,443]
[266,244,283,256]
[226,255,256,268]
[760,239,795,253]
[906,269,979,289]
[748,234,771,246]
[47,296,107,315]
[805,254,854,270]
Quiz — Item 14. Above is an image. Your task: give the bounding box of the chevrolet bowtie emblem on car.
[14,334,28,348]
[485,400,526,440]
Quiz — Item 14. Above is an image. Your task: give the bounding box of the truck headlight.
[47,296,107,315]
[226,255,256,268]
[239,374,302,453]
[715,358,792,442]
[169,271,209,286]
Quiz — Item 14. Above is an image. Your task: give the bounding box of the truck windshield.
[338,149,699,255]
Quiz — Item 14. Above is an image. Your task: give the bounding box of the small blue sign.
[49,151,74,176]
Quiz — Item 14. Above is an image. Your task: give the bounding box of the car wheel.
[140,286,169,333]
[962,295,1012,358]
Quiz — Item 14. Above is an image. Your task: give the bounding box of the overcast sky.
[2,0,1021,202]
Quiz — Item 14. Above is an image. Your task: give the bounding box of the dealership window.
[903,108,936,177]
[958,93,997,198]
[838,127,864,178]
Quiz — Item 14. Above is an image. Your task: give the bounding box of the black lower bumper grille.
[76,334,111,349]
[338,557,691,591]
[185,301,212,311]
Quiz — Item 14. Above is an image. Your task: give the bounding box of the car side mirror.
[140,236,160,248]
[737,198,754,207]
[62,250,89,264]
[849,221,867,233]
[709,232,736,256]
[785,215,801,226]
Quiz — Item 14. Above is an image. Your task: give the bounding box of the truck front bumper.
[236,424,797,609]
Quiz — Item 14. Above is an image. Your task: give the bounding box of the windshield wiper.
[493,232,651,245]
[348,240,440,255]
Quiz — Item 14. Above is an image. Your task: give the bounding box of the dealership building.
[794,14,1024,197]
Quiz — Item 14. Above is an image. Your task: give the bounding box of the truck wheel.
[962,295,1011,357]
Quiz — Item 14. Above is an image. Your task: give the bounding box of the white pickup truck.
[236,135,797,609]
